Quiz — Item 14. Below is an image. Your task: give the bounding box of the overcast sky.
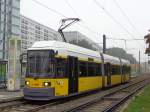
[20,0,150,62]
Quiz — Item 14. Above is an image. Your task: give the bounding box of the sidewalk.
[0,88,23,102]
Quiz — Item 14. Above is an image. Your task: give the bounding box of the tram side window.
[111,65,116,75]
[95,63,101,76]
[123,65,128,74]
[55,58,67,78]
[128,66,131,74]
[104,64,108,75]
[118,66,121,74]
[111,65,120,75]
[88,62,96,76]
[122,66,125,74]
[125,66,128,74]
[79,61,87,77]
[127,66,131,74]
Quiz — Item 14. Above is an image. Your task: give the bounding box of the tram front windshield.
[26,50,55,78]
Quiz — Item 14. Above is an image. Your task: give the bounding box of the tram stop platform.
[0,89,23,102]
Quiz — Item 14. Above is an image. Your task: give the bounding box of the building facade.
[20,16,101,53]
[0,0,20,59]
[0,0,21,90]
[21,15,62,53]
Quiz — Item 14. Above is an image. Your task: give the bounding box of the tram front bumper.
[23,87,55,100]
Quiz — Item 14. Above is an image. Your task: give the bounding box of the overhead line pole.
[103,34,106,54]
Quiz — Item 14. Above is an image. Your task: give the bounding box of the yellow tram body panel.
[111,75,121,85]
[125,74,130,81]
[78,76,102,92]
[25,78,68,96]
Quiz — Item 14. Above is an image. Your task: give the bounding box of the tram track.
[62,77,150,112]
[0,100,27,111]
[34,75,150,112]
[0,99,59,112]
[0,75,148,112]
[0,92,90,112]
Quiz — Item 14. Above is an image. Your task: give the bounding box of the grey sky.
[20,0,150,62]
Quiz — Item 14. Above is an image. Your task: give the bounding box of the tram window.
[95,63,101,76]
[116,65,118,74]
[37,53,55,77]
[116,65,120,74]
[27,50,55,77]
[125,66,128,74]
[55,58,67,78]
[122,66,125,74]
[126,66,130,74]
[111,65,120,75]
[123,65,128,74]
[88,62,96,76]
[47,63,54,75]
[128,66,131,73]
[28,55,36,74]
[118,66,121,74]
[79,61,87,77]
[104,64,108,75]
[111,65,115,75]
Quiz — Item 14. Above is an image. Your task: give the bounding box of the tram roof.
[29,40,100,58]
[29,41,129,65]
[103,54,120,64]
[121,59,130,65]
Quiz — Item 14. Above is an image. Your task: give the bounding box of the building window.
[44,29,48,33]
[12,8,20,17]
[12,0,20,9]
[12,17,20,26]
[11,25,20,35]
[35,25,41,30]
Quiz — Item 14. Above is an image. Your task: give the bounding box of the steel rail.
[0,100,27,110]
[102,80,149,112]
[62,78,149,112]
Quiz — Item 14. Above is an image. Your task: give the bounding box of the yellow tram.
[23,41,130,100]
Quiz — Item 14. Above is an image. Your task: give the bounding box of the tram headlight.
[25,81,29,85]
[44,82,51,87]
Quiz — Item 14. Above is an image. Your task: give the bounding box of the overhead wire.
[65,0,145,51]
[106,37,146,50]
[106,37,144,41]
[30,0,145,50]
[65,0,100,36]
[31,0,67,18]
[31,0,100,38]
[113,1,147,62]
[113,0,142,37]
[92,0,145,48]
[65,0,79,18]
[65,0,103,46]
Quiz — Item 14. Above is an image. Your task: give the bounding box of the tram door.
[106,63,111,86]
[68,56,78,94]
